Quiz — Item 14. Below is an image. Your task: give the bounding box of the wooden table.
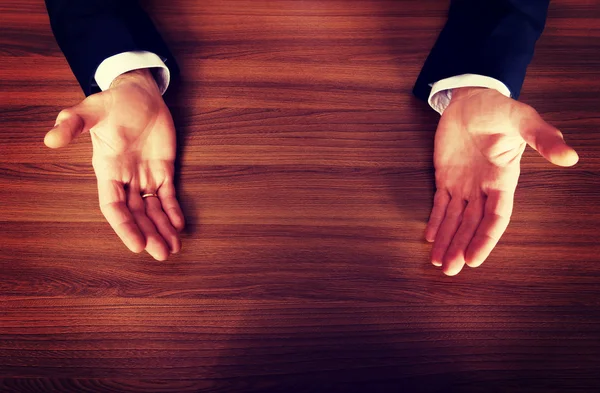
[1,1,599,392]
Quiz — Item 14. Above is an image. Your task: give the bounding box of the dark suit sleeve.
[413,0,550,101]
[45,0,178,96]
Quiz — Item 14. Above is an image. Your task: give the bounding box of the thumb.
[44,95,105,149]
[520,109,579,167]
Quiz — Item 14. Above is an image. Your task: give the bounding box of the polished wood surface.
[1,1,600,392]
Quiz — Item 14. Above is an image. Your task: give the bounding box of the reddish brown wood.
[1,0,600,392]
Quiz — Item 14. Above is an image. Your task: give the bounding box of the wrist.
[110,69,159,93]
[451,86,489,101]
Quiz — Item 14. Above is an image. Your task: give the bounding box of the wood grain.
[1,0,600,392]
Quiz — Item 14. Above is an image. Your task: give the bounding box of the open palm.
[45,70,184,260]
[426,87,579,276]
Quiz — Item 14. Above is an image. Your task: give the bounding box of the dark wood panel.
[1,0,600,392]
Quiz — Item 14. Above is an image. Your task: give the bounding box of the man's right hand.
[44,69,185,260]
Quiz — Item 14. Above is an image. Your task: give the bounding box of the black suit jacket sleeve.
[45,0,178,96]
[413,0,550,101]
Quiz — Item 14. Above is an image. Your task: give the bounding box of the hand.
[44,69,185,260]
[426,87,579,276]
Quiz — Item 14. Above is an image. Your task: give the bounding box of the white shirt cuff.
[428,74,512,115]
[94,51,170,95]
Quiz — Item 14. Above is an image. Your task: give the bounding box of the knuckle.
[56,108,74,121]
[446,210,462,219]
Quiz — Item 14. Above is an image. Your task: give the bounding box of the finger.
[520,111,579,167]
[127,187,170,261]
[44,95,105,149]
[431,197,467,269]
[465,190,514,268]
[443,196,485,276]
[425,189,450,243]
[145,196,181,253]
[98,180,145,253]
[158,180,185,232]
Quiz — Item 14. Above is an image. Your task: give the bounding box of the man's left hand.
[426,87,579,276]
